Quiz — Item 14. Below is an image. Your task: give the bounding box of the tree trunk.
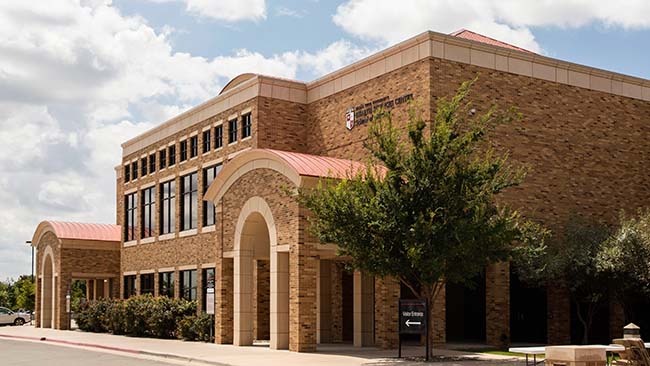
[425,282,444,359]
[576,301,590,344]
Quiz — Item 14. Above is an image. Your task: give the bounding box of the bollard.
[623,323,641,339]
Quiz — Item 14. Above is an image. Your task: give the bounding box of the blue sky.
[0,0,648,281]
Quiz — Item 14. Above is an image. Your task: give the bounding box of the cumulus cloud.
[333,0,650,53]
[0,1,371,279]
[147,0,267,22]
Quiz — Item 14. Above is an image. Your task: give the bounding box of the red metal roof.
[45,221,121,242]
[263,149,377,179]
[451,29,533,54]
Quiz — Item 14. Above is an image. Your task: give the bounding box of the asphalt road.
[0,339,183,366]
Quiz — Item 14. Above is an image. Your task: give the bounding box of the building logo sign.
[345,108,355,130]
[345,93,413,130]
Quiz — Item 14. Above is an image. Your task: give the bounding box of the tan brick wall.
[486,262,510,348]
[548,285,571,344]
[257,97,308,153]
[374,276,399,349]
[253,259,270,340]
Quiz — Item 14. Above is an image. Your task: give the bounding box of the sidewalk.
[0,325,518,366]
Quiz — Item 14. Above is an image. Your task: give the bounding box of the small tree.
[299,79,545,353]
[516,215,611,344]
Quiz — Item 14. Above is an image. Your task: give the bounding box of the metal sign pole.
[425,298,430,361]
[398,299,402,359]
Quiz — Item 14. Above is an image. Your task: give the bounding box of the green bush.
[74,295,197,339]
[176,313,213,342]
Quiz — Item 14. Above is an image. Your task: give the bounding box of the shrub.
[176,313,213,342]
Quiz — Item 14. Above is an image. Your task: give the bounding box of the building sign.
[345,93,413,130]
[399,299,427,334]
[206,287,215,315]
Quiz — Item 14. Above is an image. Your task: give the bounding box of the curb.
[0,333,231,366]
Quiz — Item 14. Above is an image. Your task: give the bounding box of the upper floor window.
[181,172,198,231]
[180,269,197,301]
[140,273,154,295]
[141,157,147,176]
[124,275,136,299]
[131,161,138,180]
[124,165,130,183]
[214,125,223,149]
[190,135,198,158]
[241,113,252,139]
[168,145,176,166]
[141,186,155,239]
[202,130,211,153]
[125,192,137,241]
[202,164,222,227]
[149,154,156,174]
[160,180,175,235]
[159,272,174,297]
[159,149,167,170]
[228,119,238,144]
[180,140,188,162]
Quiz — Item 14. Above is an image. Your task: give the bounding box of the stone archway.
[40,246,55,328]
[233,196,289,349]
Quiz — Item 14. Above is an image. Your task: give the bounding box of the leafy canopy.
[299,79,545,299]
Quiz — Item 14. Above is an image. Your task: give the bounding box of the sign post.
[398,299,429,361]
[206,271,215,342]
[66,290,71,330]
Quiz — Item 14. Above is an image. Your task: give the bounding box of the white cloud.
[333,0,650,53]
[0,1,370,279]
[147,0,267,22]
[275,6,306,18]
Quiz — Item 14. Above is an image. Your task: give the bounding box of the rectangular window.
[125,192,137,241]
[202,164,222,227]
[241,113,252,139]
[159,149,167,169]
[123,275,136,299]
[180,140,188,161]
[124,165,130,182]
[141,187,155,238]
[149,154,156,173]
[190,135,198,158]
[140,273,154,295]
[159,272,174,297]
[180,269,197,301]
[181,172,198,231]
[141,157,147,176]
[202,130,211,153]
[160,180,176,235]
[202,267,215,312]
[214,125,223,149]
[168,145,176,166]
[131,161,138,180]
[228,119,237,144]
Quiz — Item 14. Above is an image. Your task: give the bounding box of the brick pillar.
[197,268,203,314]
[486,262,510,348]
[374,276,400,349]
[547,285,571,344]
[254,260,270,340]
[609,298,625,340]
[432,282,446,344]
[216,257,233,344]
[110,277,120,298]
[353,271,374,347]
[289,249,318,351]
[330,262,344,343]
[35,277,41,327]
[154,272,160,297]
[318,260,332,343]
[57,274,71,330]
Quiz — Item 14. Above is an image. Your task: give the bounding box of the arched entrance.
[40,249,55,328]
[233,197,289,349]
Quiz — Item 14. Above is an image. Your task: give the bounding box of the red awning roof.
[262,149,372,179]
[451,29,534,54]
[44,221,121,242]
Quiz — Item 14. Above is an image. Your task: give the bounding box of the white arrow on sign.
[405,319,421,327]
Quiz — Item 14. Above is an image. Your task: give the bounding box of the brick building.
[32,29,650,351]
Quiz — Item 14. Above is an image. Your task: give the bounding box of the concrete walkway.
[0,325,520,366]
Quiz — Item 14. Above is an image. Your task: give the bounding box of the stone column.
[254,260,270,340]
[216,257,233,344]
[35,277,41,327]
[353,271,374,347]
[486,262,510,348]
[271,250,289,349]
[432,282,446,344]
[547,285,571,344]
[234,250,254,346]
[374,276,400,349]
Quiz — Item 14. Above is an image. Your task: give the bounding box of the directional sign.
[399,299,427,334]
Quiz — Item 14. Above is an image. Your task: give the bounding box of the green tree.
[299,79,546,352]
[12,275,35,311]
[516,215,611,344]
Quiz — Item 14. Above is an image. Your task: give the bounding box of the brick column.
[432,282,446,344]
[35,277,41,327]
[254,260,270,340]
[289,248,318,351]
[609,298,625,340]
[216,257,233,344]
[318,260,332,344]
[57,274,71,330]
[486,262,510,348]
[374,276,399,349]
[330,262,344,343]
[547,285,571,344]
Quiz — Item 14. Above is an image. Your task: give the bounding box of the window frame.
[180,269,197,301]
[180,140,188,162]
[241,113,252,139]
[202,164,222,227]
[214,125,223,149]
[124,164,130,182]
[168,145,176,166]
[180,172,198,231]
[123,275,136,299]
[159,272,174,298]
[190,135,198,158]
[141,186,155,239]
[131,161,138,180]
[140,273,154,295]
[159,149,167,170]
[228,119,238,144]
[141,157,147,176]
[202,267,215,312]
[149,154,156,173]
[125,192,137,241]
[202,129,211,153]
[160,180,176,235]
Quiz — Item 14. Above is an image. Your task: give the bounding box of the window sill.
[190,156,198,161]
[124,240,137,247]
[158,233,176,241]
[179,228,198,237]
[228,141,238,146]
[140,237,155,244]
[241,136,252,142]
[201,225,216,233]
